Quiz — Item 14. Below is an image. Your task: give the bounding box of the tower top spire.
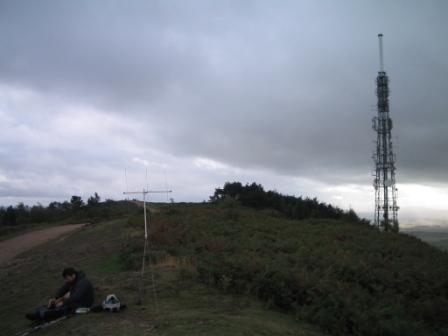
[378,33,384,72]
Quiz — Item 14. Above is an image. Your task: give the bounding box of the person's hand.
[48,298,56,306]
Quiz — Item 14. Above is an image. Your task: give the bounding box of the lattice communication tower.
[372,34,399,232]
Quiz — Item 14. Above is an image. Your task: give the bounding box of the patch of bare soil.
[0,224,86,265]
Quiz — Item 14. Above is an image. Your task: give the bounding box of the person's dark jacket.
[54,271,94,309]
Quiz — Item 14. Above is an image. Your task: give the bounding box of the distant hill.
[403,229,448,251]
[402,225,448,233]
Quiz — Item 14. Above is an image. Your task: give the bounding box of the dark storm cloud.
[1,0,448,188]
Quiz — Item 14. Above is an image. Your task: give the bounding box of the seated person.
[26,267,94,321]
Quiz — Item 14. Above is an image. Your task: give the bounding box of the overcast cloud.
[0,1,447,226]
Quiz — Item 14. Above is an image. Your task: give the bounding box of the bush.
[210,182,366,224]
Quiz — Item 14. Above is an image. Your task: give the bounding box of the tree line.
[0,193,102,226]
[210,182,369,225]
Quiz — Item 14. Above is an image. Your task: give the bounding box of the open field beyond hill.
[404,231,448,251]
[1,201,448,336]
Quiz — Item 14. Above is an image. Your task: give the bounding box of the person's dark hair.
[62,267,77,278]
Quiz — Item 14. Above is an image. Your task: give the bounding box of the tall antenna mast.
[372,33,399,232]
[123,186,172,305]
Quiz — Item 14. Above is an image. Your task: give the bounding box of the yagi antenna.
[124,168,129,200]
[123,188,172,239]
[145,167,149,192]
[123,182,172,306]
[164,169,170,202]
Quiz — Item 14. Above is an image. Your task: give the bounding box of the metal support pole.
[143,189,148,240]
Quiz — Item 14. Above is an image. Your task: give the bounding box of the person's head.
[62,267,77,283]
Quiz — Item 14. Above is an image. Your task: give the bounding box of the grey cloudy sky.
[1,0,447,226]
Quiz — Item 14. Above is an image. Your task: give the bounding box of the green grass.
[0,213,323,336]
[97,253,125,274]
[3,201,448,336]
[122,203,448,336]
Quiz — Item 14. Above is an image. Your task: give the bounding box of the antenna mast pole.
[378,33,384,72]
[123,187,172,305]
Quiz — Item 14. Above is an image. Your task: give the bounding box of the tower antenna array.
[372,33,399,232]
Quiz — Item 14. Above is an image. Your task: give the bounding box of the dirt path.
[0,224,86,265]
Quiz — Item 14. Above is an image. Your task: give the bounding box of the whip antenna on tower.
[378,33,384,72]
[372,33,399,232]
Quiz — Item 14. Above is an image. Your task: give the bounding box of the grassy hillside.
[2,201,448,336]
[0,206,323,336]
[122,202,448,336]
